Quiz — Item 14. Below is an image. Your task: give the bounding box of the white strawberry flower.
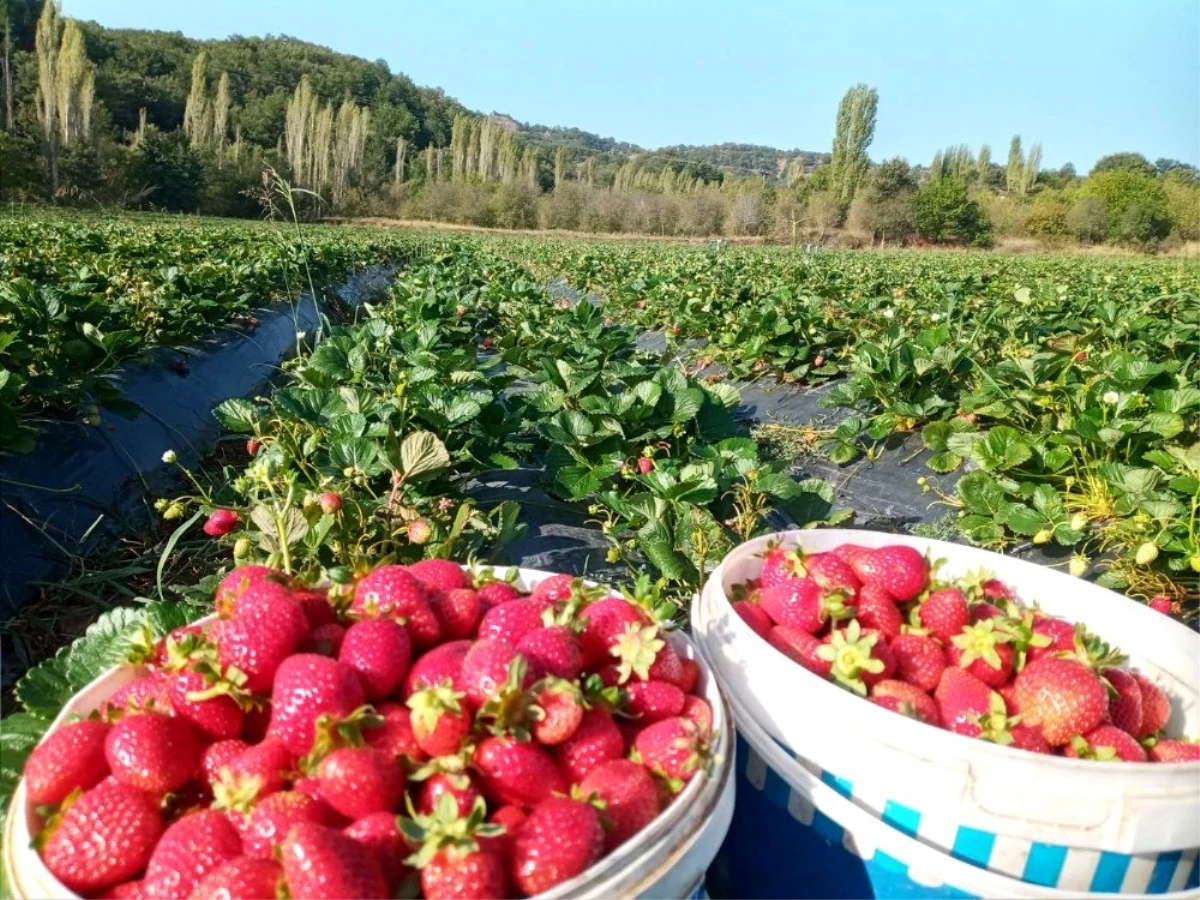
[1102,391,1119,405]
[161,449,177,464]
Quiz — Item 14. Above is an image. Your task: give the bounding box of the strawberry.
[1132,673,1171,738]
[1027,616,1076,664]
[816,621,894,695]
[637,456,654,475]
[889,632,946,692]
[758,545,799,588]
[553,707,625,784]
[106,712,198,795]
[848,545,929,601]
[980,579,1012,603]
[318,491,342,515]
[917,587,969,642]
[530,572,578,605]
[408,518,434,545]
[228,580,294,619]
[301,622,347,656]
[578,759,660,851]
[239,790,330,857]
[1148,739,1200,762]
[224,738,294,798]
[732,600,773,638]
[869,679,940,726]
[677,657,700,694]
[461,639,533,709]
[474,736,566,807]
[431,587,483,640]
[759,577,850,634]
[106,671,173,715]
[1009,723,1053,754]
[267,655,366,755]
[1013,657,1108,746]
[948,621,1015,688]
[969,602,1004,623]
[1103,668,1144,735]
[477,596,552,645]
[204,509,240,537]
[486,805,527,857]
[24,718,110,806]
[199,739,248,787]
[365,703,425,763]
[400,796,508,900]
[352,564,441,648]
[632,717,706,787]
[854,583,902,640]
[1148,595,1175,615]
[408,682,472,756]
[246,438,262,455]
[935,668,1003,738]
[188,857,283,900]
[416,770,483,819]
[578,596,649,668]
[338,618,411,699]
[532,680,585,745]
[216,590,307,694]
[280,822,389,900]
[141,810,243,900]
[511,797,604,896]
[517,626,583,681]
[1065,726,1147,762]
[626,680,686,723]
[404,639,472,697]
[767,626,831,677]
[476,580,522,612]
[42,778,164,894]
[344,813,412,892]
[167,669,245,740]
[315,747,405,819]
[799,552,862,595]
[408,558,469,593]
[293,588,337,628]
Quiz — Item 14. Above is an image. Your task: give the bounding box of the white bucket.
[694,529,1200,893]
[5,566,734,900]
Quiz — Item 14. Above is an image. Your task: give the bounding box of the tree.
[1025,189,1072,239]
[1066,197,1107,243]
[1021,143,1041,194]
[34,0,59,191]
[828,83,877,207]
[553,145,566,189]
[129,127,204,211]
[805,191,841,241]
[913,176,990,245]
[1163,178,1199,240]
[1080,169,1170,246]
[1005,135,1023,195]
[870,158,917,198]
[975,144,991,186]
[1090,152,1154,177]
[183,52,210,149]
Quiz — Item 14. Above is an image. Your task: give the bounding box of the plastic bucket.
[5,566,735,900]
[708,694,1199,899]
[693,529,1200,893]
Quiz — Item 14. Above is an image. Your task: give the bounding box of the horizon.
[65,0,1200,172]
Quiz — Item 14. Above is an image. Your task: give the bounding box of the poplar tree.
[394,136,407,184]
[34,0,60,190]
[1021,143,1042,195]
[829,83,878,206]
[928,150,944,181]
[976,144,992,186]
[554,146,567,188]
[1006,135,1024,195]
[183,52,211,148]
[212,71,230,152]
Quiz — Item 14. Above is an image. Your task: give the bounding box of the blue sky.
[67,0,1199,171]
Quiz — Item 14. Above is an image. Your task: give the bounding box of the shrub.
[913,177,991,245]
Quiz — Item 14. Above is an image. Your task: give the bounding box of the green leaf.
[213,398,259,433]
[14,650,73,720]
[957,471,1008,516]
[1004,503,1046,536]
[1141,412,1184,439]
[970,425,1033,471]
[926,451,963,473]
[158,510,202,601]
[638,522,687,581]
[399,431,450,479]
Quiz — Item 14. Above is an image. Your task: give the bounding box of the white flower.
[883,309,895,320]
[1102,391,1119,405]
[930,313,942,322]
[296,330,307,342]
[162,449,177,464]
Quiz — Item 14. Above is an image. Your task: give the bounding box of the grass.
[751,422,831,463]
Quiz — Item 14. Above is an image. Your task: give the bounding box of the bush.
[489,182,539,230]
[913,177,990,245]
[1065,197,1107,243]
[128,129,205,212]
[539,183,588,231]
[1024,189,1073,240]
[1080,170,1171,247]
[1163,177,1200,241]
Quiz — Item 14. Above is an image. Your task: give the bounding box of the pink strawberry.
[431,587,483,640]
[408,682,472,757]
[229,580,295,619]
[1013,657,1108,746]
[681,695,714,734]
[1103,668,1144,735]
[203,509,240,537]
[403,639,472,697]
[338,618,411,699]
[935,668,1003,738]
[188,857,283,900]
[1148,595,1175,616]
[917,587,970,642]
[24,719,110,806]
[848,545,929,601]
[801,552,862,594]
[766,626,831,677]
[477,596,552,645]
[517,626,583,681]
[759,577,850,634]
[1132,673,1171,738]
[816,621,894,695]
[553,707,626,784]
[869,679,940,726]
[637,456,654,475]
[579,759,660,851]
[199,739,247,787]
[644,640,686,687]
[352,565,441,648]
[241,791,329,859]
[267,655,366,755]
[758,545,798,588]
[473,736,566,807]
[217,590,307,694]
[626,680,686,723]
[633,717,706,787]
[1009,723,1053,754]
[732,600,773,638]
[1148,739,1200,762]
[532,680,585,745]
[889,632,946,692]
[461,639,533,709]
[344,813,412,892]
[41,778,164,894]
[578,596,649,668]
[408,558,469,593]
[948,621,1015,688]
[279,822,389,900]
[167,669,245,740]
[106,713,198,795]
[141,810,243,900]
[511,797,604,896]
[854,583,902,640]
[530,572,578,605]
[476,580,522,612]
[315,747,405,819]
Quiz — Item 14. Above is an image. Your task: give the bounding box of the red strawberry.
[800,552,862,594]
[408,558,469,593]
[473,736,566,807]
[24,719,110,806]
[487,805,527,857]
[338,618,411,700]
[935,668,1004,738]
[1013,657,1108,746]
[106,713,198,795]
[416,771,483,819]
[431,587,483,640]
[476,580,522,612]
[293,587,337,628]
[228,580,294,619]
[402,797,508,900]
[578,596,649,668]
[1027,616,1077,664]
[633,717,706,787]
[1132,673,1171,738]
[758,545,799,588]
[511,797,604,896]
[981,579,1012,603]
[1065,726,1147,762]
[42,778,164,894]
[141,810,243,900]
[637,456,654,475]
[816,621,894,695]
[408,682,472,757]
[917,587,969,642]
[759,577,850,634]
[106,671,173,714]
[948,621,1015,688]
[1148,739,1200,762]
[1149,595,1176,615]
[403,639,472,697]
[1103,668,1144,735]
[1009,723,1053,754]
[188,857,283,900]
[530,572,578,605]
[279,822,389,900]
[224,738,294,798]
[766,626,831,677]
[365,703,424,763]
[217,591,307,694]
[969,602,1004,623]
[532,680,585,745]
[854,583,902,640]
[889,632,946,692]
[241,791,328,858]
[204,509,240,537]
[167,669,245,740]
[732,600,773,638]
[830,543,873,568]
[352,565,441,648]
[199,739,248,787]
[267,655,366,755]
[848,545,929,601]
[315,747,405,819]
[344,813,412,892]
[677,657,700,694]
[301,622,347,656]
[246,438,262,455]
[869,679,940,726]
[626,680,686,723]
[461,639,533,709]
[553,707,625,784]
[579,759,660,851]
[477,596,552,645]
[517,626,583,681]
